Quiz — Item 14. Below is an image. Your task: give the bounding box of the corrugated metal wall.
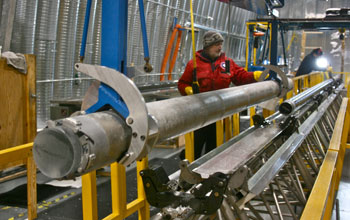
[0,0,256,127]
[129,0,256,84]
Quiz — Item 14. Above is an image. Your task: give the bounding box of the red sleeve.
[229,59,255,85]
[178,60,194,96]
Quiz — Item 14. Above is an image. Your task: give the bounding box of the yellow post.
[262,109,273,118]
[137,158,150,220]
[304,75,309,90]
[224,117,232,141]
[318,72,323,84]
[185,132,194,162]
[233,113,240,136]
[216,120,224,147]
[300,151,338,220]
[294,80,299,95]
[110,162,126,218]
[323,169,337,220]
[249,107,256,126]
[328,98,349,190]
[337,99,350,188]
[82,171,98,220]
[27,155,37,220]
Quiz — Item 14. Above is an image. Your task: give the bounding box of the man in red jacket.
[178,31,263,159]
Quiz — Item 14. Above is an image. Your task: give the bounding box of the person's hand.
[254,71,269,81]
[185,86,193,95]
[327,66,333,73]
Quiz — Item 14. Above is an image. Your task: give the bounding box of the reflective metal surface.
[34,111,131,179]
[148,78,293,141]
[280,77,338,114]
[76,64,150,165]
[34,64,293,178]
[248,92,338,196]
[194,125,282,178]
[149,81,344,219]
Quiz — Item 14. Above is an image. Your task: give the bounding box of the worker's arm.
[178,60,194,96]
[229,59,255,85]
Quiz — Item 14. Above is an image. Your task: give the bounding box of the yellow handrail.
[301,98,350,220]
[0,143,37,220]
[82,157,149,220]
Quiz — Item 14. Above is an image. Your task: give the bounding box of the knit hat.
[203,31,224,48]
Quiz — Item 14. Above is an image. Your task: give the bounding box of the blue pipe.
[80,0,93,60]
[138,0,150,59]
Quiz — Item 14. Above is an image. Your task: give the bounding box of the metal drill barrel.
[279,76,340,115]
[33,68,293,179]
[148,79,293,141]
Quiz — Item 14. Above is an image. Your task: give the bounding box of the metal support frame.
[145,75,345,219]
[270,19,278,67]
[0,143,37,220]
[81,1,150,220]
[101,0,128,73]
[301,98,350,220]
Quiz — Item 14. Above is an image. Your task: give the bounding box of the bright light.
[316,57,329,68]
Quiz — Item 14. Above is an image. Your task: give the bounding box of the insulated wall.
[0,0,256,128]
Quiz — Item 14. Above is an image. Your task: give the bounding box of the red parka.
[178,50,255,95]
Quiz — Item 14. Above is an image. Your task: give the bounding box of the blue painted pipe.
[80,0,93,59]
[138,0,150,59]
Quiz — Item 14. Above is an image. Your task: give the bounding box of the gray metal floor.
[332,148,350,219]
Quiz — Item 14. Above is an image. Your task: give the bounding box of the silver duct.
[10,0,38,53]
[54,0,81,99]
[72,0,88,98]
[35,0,60,127]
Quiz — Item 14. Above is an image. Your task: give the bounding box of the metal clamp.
[259,65,290,97]
[140,167,229,215]
[75,63,151,165]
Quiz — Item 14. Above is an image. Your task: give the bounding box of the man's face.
[206,42,223,59]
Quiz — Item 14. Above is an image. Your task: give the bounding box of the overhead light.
[272,9,279,17]
[316,57,329,68]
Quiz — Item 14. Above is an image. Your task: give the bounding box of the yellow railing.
[82,158,149,220]
[0,143,37,220]
[0,144,149,220]
[301,98,350,220]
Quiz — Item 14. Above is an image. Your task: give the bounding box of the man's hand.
[185,86,193,95]
[327,66,333,73]
[254,71,269,81]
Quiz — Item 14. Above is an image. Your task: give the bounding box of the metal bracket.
[279,115,298,136]
[179,160,203,185]
[140,167,229,215]
[75,63,153,165]
[259,65,289,97]
[252,115,271,128]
